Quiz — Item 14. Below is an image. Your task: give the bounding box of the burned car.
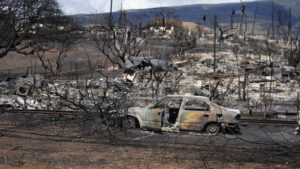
[124,95,241,135]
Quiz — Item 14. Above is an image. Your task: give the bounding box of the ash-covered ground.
[0,112,299,168]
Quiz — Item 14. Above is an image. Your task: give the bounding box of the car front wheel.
[206,123,220,135]
[122,117,136,129]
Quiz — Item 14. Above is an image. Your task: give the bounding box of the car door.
[178,98,211,132]
[144,98,170,129]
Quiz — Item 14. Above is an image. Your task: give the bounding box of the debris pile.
[0,75,132,113]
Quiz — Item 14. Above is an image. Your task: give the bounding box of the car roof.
[164,95,219,107]
[165,95,210,101]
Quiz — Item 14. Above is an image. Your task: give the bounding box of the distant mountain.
[73,0,300,29]
[273,0,300,18]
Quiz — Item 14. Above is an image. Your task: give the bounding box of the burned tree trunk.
[214,15,217,74]
[252,6,258,38]
[271,2,277,39]
[231,9,235,29]
[288,8,292,47]
[239,1,245,36]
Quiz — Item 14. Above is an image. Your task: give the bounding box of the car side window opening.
[162,98,183,127]
[184,99,210,111]
[153,99,170,109]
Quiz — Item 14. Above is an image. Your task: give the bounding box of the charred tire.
[122,116,136,129]
[206,123,220,135]
[0,105,14,114]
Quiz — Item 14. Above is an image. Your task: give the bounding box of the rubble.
[0,74,133,113]
[125,56,169,71]
[1,46,300,120]
[1,23,300,122]
[120,36,300,119]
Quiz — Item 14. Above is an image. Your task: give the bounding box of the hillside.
[273,0,300,18]
[73,0,300,30]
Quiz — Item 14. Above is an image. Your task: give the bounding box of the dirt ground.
[0,113,299,169]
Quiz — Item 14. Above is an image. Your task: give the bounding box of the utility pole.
[213,15,217,74]
[109,0,113,29]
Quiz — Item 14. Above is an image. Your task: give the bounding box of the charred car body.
[124,95,241,134]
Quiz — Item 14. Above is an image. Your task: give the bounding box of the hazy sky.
[58,0,258,15]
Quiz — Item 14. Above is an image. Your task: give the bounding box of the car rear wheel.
[122,117,136,129]
[206,123,220,135]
